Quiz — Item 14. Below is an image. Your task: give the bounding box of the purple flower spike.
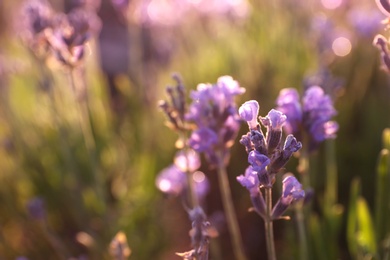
[276,88,302,136]
[186,76,245,166]
[276,84,338,150]
[188,128,218,153]
[174,149,201,172]
[239,100,259,129]
[217,75,246,98]
[156,165,186,196]
[271,175,304,219]
[27,197,46,220]
[303,86,336,117]
[310,120,339,142]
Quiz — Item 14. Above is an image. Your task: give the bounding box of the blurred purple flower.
[18,0,53,54]
[156,164,187,196]
[26,197,46,220]
[276,85,338,150]
[192,171,210,202]
[156,165,209,200]
[275,88,302,136]
[188,128,218,153]
[348,8,382,38]
[174,149,201,172]
[186,76,245,166]
[46,8,101,66]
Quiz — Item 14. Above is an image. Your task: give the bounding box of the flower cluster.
[176,207,217,260]
[186,76,245,166]
[237,100,304,219]
[373,0,390,74]
[276,86,338,150]
[18,0,101,67]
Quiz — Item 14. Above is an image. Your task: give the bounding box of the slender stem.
[296,138,309,260]
[176,129,199,209]
[295,202,308,260]
[298,135,310,187]
[325,139,337,211]
[68,69,96,153]
[264,187,276,260]
[217,156,247,260]
[68,68,106,205]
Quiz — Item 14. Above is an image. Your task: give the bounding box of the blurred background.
[0,0,389,259]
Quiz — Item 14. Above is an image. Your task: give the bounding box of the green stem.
[68,69,106,206]
[264,187,276,260]
[297,139,309,260]
[177,130,199,209]
[295,203,308,260]
[325,139,337,211]
[68,69,96,153]
[217,156,247,260]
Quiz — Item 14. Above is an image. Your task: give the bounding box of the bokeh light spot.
[193,171,205,183]
[332,37,352,57]
[321,0,342,9]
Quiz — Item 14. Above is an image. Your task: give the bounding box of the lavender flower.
[156,164,187,196]
[237,166,267,217]
[276,85,338,150]
[156,165,209,200]
[177,206,216,260]
[237,99,302,221]
[18,0,53,55]
[109,231,131,259]
[271,176,305,219]
[275,88,302,136]
[239,100,259,130]
[188,128,218,153]
[26,197,46,220]
[374,35,390,73]
[269,135,302,173]
[174,149,201,172]
[158,74,186,134]
[186,76,245,166]
[260,109,287,154]
[248,150,271,186]
[46,8,101,67]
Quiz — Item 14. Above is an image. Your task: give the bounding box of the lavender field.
[0,0,389,259]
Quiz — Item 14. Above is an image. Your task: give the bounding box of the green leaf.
[347,178,360,257]
[383,128,390,152]
[375,149,389,246]
[356,197,377,255]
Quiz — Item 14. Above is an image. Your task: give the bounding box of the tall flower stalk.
[184,76,247,260]
[276,84,339,259]
[157,75,213,259]
[237,100,305,260]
